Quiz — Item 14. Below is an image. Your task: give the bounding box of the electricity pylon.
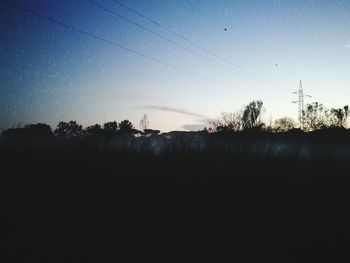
[292,80,311,128]
[139,114,149,131]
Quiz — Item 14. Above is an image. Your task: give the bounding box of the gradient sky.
[1,0,350,131]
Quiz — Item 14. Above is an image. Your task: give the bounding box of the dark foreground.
[1,145,350,260]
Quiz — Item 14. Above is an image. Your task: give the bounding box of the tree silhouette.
[2,123,53,137]
[54,121,83,137]
[302,102,331,131]
[211,111,243,132]
[274,117,295,132]
[103,121,119,134]
[242,100,264,130]
[330,106,349,128]
[85,124,105,136]
[143,129,160,136]
[119,120,134,134]
[211,100,264,132]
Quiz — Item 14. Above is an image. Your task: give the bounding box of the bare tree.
[211,110,243,132]
[302,102,331,131]
[211,100,264,132]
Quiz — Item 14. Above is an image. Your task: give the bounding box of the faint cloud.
[100,94,156,100]
[111,95,155,100]
[346,44,350,49]
[141,105,211,120]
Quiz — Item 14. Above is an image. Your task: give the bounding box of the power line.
[185,0,202,13]
[1,0,245,92]
[184,0,288,88]
[184,0,223,28]
[113,0,277,88]
[85,0,244,77]
[184,1,277,65]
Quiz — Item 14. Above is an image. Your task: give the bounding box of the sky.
[1,0,350,132]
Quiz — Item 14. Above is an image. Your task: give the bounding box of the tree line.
[212,100,349,133]
[1,119,161,138]
[1,100,349,138]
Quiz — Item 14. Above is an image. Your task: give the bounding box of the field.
[1,132,350,261]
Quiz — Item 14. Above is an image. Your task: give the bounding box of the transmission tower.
[292,80,311,128]
[139,114,149,131]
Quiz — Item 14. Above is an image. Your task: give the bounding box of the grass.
[1,132,350,260]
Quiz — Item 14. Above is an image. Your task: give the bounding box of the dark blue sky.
[1,0,350,131]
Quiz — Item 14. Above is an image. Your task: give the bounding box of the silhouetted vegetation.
[1,101,349,154]
[1,123,53,138]
[273,117,296,132]
[211,100,265,132]
[1,101,350,261]
[103,121,119,134]
[302,103,349,131]
[242,99,264,129]
[2,116,350,160]
[54,121,83,137]
[331,105,349,127]
[143,129,161,136]
[85,124,106,136]
[212,100,349,133]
